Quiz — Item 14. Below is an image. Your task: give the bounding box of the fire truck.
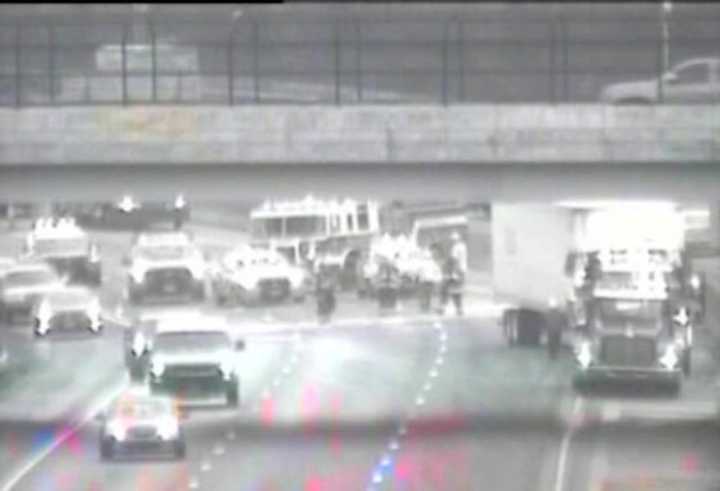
[248,197,474,291]
[248,196,382,289]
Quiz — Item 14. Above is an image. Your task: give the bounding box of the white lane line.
[388,439,400,451]
[0,375,129,491]
[554,397,584,491]
[212,443,225,456]
[201,461,212,472]
[188,477,200,489]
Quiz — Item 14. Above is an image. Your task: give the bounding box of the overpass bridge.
[0,104,719,200]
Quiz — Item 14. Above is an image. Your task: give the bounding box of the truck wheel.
[517,310,542,346]
[572,377,591,395]
[173,438,186,459]
[666,380,681,398]
[682,349,692,376]
[215,289,227,307]
[128,285,142,305]
[503,311,518,347]
[100,438,114,460]
[226,381,239,408]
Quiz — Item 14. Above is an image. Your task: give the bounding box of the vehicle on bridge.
[31,286,103,337]
[0,260,65,325]
[124,231,207,305]
[56,193,190,230]
[572,275,689,395]
[209,245,309,307]
[132,318,245,408]
[600,57,720,105]
[23,217,102,286]
[98,391,186,461]
[495,202,689,347]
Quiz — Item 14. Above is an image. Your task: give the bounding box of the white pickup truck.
[600,57,720,104]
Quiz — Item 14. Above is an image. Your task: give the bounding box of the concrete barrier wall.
[0,105,719,164]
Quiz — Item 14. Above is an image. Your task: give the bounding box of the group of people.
[313,232,468,321]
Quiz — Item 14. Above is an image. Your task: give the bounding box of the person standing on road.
[440,255,465,316]
[418,249,442,312]
[450,231,468,277]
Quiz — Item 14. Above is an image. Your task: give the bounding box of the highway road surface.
[0,209,719,491]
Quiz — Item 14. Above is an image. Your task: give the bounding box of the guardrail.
[1,9,720,106]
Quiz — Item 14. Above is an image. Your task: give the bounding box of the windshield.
[594,299,664,328]
[32,237,88,255]
[154,331,231,353]
[137,244,193,259]
[251,215,324,239]
[4,269,57,287]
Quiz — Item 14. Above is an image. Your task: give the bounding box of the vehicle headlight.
[174,194,186,210]
[89,244,100,263]
[690,274,701,291]
[219,357,235,379]
[659,345,679,371]
[157,417,179,440]
[289,269,305,289]
[150,358,166,378]
[87,301,101,325]
[575,342,593,370]
[130,263,146,283]
[107,420,127,441]
[187,258,205,279]
[237,274,258,290]
[37,302,52,327]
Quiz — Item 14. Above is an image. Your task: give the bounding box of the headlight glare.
[158,417,179,439]
[150,358,165,378]
[108,420,127,441]
[659,345,679,370]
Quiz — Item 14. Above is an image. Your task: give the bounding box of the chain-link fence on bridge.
[1,9,719,107]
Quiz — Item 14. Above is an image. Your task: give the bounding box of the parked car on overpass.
[600,57,720,104]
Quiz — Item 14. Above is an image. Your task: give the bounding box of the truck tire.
[503,310,519,347]
[173,438,186,459]
[226,380,239,408]
[517,309,542,346]
[100,438,114,460]
[682,349,692,376]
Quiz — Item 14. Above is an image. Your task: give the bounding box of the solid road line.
[0,375,130,491]
[554,397,584,491]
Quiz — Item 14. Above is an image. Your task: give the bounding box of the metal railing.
[1,13,719,107]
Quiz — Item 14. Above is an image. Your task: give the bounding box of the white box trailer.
[492,204,582,346]
[492,202,686,346]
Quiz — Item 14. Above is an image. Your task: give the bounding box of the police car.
[125,231,207,304]
[210,245,309,306]
[0,261,65,324]
[24,217,102,286]
[132,316,244,408]
[98,390,186,460]
[31,286,103,337]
